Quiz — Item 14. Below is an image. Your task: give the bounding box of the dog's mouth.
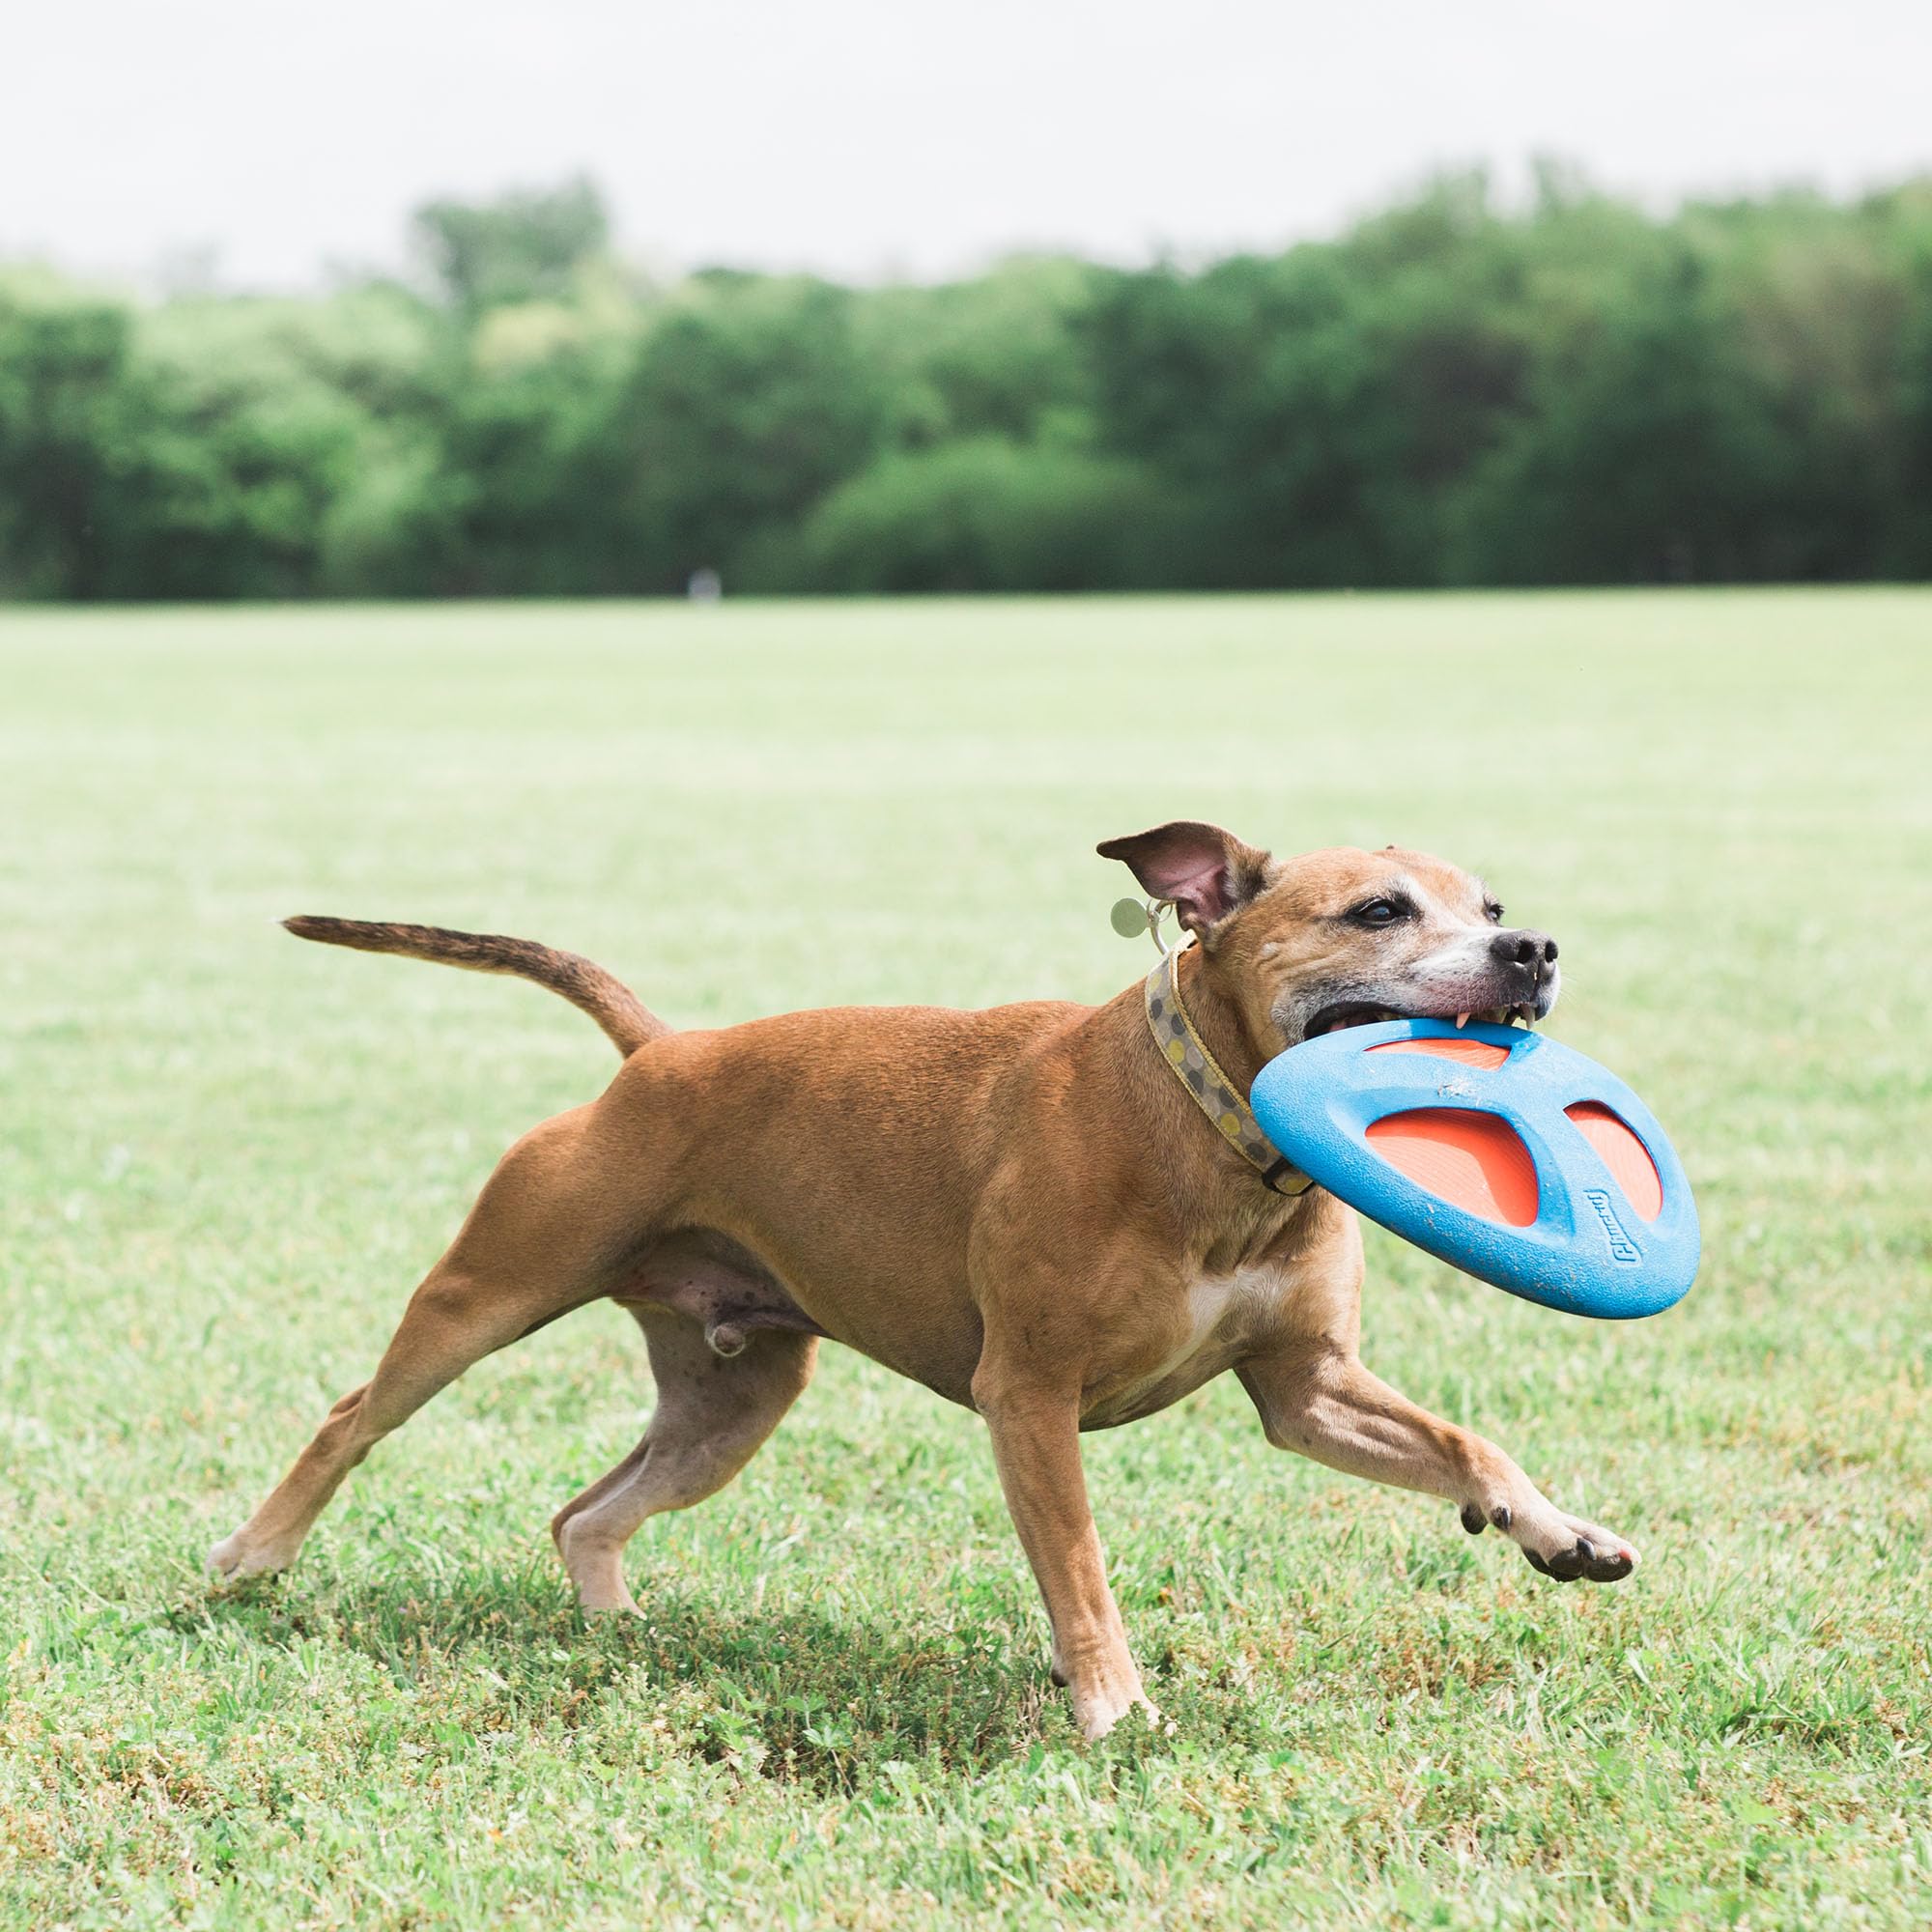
[1300,1000,1541,1042]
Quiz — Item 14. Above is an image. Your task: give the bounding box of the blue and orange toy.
[1249,1020,1698,1319]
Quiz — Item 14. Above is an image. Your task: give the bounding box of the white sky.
[6,0,1929,291]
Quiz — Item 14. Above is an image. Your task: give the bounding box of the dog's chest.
[1083,1264,1292,1428]
[1179,1262,1292,1357]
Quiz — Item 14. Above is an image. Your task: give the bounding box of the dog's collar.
[1143,949,1310,1196]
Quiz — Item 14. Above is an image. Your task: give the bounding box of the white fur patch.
[1113,1265,1286,1408]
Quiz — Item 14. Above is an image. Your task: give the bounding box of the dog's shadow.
[190,1562,1065,1778]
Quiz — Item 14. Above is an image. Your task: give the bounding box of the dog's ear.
[1096,820,1272,942]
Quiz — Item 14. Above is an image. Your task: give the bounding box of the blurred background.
[10,11,1932,1923]
[4,0,1930,601]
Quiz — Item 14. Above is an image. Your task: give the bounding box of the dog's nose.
[1491,928,1558,977]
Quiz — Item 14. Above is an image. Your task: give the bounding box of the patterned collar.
[1143,948,1310,1196]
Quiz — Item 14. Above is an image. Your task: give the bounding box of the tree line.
[3,169,1930,600]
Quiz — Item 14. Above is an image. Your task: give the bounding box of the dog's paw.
[207,1528,297,1582]
[1079,1689,1167,1744]
[1461,1498,1637,1584]
[1065,1655,1159,1743]
[1522,1531,1636,1584]
[554,1515,644,1615]
[579,1590,644,1619]
[1520,1507,1637,1584]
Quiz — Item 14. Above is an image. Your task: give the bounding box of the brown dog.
[211,822,1636,1740]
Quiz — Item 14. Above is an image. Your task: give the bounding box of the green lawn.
[3,591,1929,1930]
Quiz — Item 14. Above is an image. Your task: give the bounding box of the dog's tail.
[282,916,669,1059]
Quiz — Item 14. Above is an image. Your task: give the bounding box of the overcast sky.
[6,0,1928,291]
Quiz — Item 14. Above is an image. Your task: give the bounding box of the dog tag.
[1110,897,1151,939]
[1249,1020,1698,1320]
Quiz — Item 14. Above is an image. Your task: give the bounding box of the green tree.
[594,276,892,592]
[1454,242,1798,583]
[0,275,141,597]
[429,322,638,594]
[412,176,610,313]
[6,171,1932,599]
[1872,183,1932,574]
[101,287,455,598]
[773,437,1173,592]
[857,256,1101,449]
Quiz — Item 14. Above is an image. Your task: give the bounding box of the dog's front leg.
[1238,1342,1638,1583]
[971,1367,1153,1741]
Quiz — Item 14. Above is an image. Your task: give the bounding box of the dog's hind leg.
[210,1104,644,1582]
[551,1307,816,1613]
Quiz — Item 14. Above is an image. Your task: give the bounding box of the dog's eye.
[1485,902,1505,924]
[1352,897,1410,927]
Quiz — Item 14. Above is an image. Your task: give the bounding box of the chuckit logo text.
[1583,1189,1642,1265]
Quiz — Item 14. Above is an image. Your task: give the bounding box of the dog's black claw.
[1544,1539,1593,1581]
[1461,1503,1486,1535]
[1490,1505,1512,1532]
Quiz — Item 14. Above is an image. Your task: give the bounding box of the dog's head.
[1098,820,1559,1054]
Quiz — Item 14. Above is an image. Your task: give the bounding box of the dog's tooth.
[1456,1011,1469,1029]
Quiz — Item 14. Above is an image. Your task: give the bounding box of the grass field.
[4,590,1930,1930]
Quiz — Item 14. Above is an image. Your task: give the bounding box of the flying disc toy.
[1249,1020,1697,1319]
